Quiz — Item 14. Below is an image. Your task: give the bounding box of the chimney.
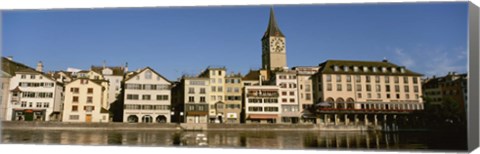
[6,56,13,61]
[36,61,44,72]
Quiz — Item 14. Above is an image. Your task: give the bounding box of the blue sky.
[1,2,468,81]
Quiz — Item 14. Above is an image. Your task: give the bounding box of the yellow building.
[62,78,109,122]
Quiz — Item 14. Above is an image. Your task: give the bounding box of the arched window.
[156,115,167,123]
[142,115,153,123]
[127,115,138,123]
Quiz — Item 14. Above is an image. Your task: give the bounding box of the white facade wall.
[62,79,109,122]
[275,72,301,123]
[244,85,281,122]
[103,75,123,108]
[6,73,62,121]
[123,68,171,123]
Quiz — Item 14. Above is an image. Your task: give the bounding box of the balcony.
[247,93,279,97]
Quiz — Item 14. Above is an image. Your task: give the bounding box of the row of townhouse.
[1,8,434,125]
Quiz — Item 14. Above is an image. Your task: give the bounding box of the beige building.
[179,76,210,123]
[198,67,226,123]
[0,71,11,121]
[123,67,172,123]
[292,66,320,123]
[312,60,423,126]
[223,73,243,123]
[91,65,125,109]
[62,78,109,122]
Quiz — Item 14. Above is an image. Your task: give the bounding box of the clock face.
[270,38,284,52]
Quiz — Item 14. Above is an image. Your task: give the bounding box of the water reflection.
[0,129,465,150]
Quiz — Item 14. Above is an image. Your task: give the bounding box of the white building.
[6,69,64,121]
[91,66,125,109]
[274,71,301,123]
[62,78,109,122]
[244,85,280,123]
[123,67,172,123]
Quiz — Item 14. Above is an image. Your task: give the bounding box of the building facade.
[423,72,467,110]
[6,69,64,121]
[62,78,109,122]
[292,66,320,123]
[181,77,210,123]
[91,66,125,109]
[244,85,280,123]
[123,67,172,123]
[274,71,300,123]
[223,73,243,123]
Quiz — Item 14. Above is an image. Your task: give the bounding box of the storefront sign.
[227,113,237,119]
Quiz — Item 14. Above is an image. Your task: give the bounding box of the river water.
[0,129,467,151]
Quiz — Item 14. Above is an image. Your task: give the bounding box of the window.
[343,66,349,72]
[87,97,93,103]
[377,93,381,98]
[394,77,399,83]
[87,88,93,94]
[218,70,222,75]
[282,98,287,103]
[21,75,26,79]
[366,85,371,92]
[211,96,216,101]
[336,75,341,82]
[71,88,79,93]
[414,86,419,93]
[142,95,151,100]
[306,94,311,100]
[358,93,362,98]
[281,91,287,96]
[69,115,79,120]
[145,70,152,79]
[326,75,331,82]
[73,96,79,102]
[156,95,168,101]
[337,84,342,91]
[200,97,206,102]
[367,93,372,98]
[366,76,371,83]
[218,86,223,92]
[355,75,361,82]
[21,101,27,107]
[354,66,359,72]
[403,77,409,84]
[227,87,232,92]
[375,76,380,83]
[36,102,42,108]
[395,85,400,92]
[211,86,216,92]
[248,107,263,112]
[356,84,362,91]
[264,107,278,112]
[30,75,35,79]
[126,94,139,100]
[327,84,332,91]
[188,88,195,94]
[385,76,390,83]
[289,91,294,96]
[188,96,194,102]
[210,79,216,84]
[387,94,390,99]
[413,77,418,84]
[404,86,409,92]
[289,98,295,103]
[218,79,222,83]
[386,85,391,92]
[72,105,78,112]
[234,88,240,93]
[346,75,351,82]
[84,106,95,112]
[218,96,223,101]
[396,94,400,99]
[406,94,410,99]
[200,88,206,94]
[376,85,381,92]
[347,84,352,91]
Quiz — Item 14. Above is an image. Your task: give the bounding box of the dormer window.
[363,66,368,72]
[382,67,387,73]
[343,66,349,72]
[372,67,377,72]
[353,66,359,72]
[392,68,396,73]
[400,68,405,73]
[333,65,339,72]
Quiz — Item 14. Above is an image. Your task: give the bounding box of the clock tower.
[262,7,287,71]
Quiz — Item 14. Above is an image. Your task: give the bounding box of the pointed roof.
[262,7,285,39]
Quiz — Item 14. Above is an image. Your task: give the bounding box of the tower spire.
[262,7,285,39]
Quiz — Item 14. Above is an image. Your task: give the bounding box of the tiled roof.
[318,60,423,76]
[91,66,125,76]
[242,70,260,80]
[1,57,35,76]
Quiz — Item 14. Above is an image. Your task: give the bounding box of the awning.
[248,114,277,119]
[186,111,208,116]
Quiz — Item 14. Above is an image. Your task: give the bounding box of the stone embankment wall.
[1,121,379,131]
[1,121,181,131]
